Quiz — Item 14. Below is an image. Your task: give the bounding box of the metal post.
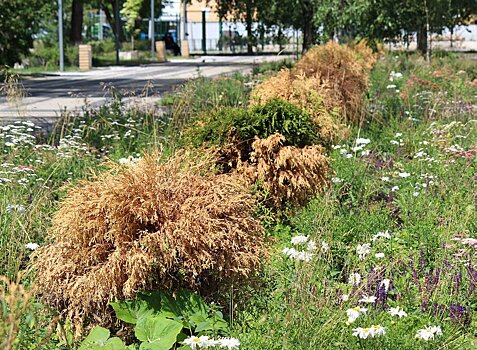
[151,0,155,61]
[58,0,64,72]
[115,0,120,65]
[202,10,206,54]
[98,6,103,41]
[181,0,187,42]
[219,17,223,51]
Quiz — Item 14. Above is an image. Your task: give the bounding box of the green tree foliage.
[121,0,144,33]
[216,0,258,53]
[0,0,50,66]
[315,0,477,53]
[255,0,320,52]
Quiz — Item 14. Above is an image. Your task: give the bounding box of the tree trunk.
[417,25,427,55]
[245,0,253,54]
[301,0,314,53]
[70,0,84,44]
[104,1,125,43]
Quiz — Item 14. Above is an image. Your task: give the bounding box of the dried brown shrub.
[238,134,329,207]
[292,41,376,123]
[33,151,264,333]
[250,69,349,145]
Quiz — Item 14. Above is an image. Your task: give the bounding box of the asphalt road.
[0,55,288,126]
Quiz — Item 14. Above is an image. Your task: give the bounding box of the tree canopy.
[0,0,50,66]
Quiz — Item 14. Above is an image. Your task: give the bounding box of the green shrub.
[31,42,78,68]
[186,99,320,150]
[89,40,116,56]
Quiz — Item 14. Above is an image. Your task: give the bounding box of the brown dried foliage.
[251,41,377,126]
[292,41,376,123]
[238,134,330,207]
[0,274,33,350]
[33,151,264,333]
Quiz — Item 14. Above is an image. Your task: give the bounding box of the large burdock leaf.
[110,292,162,324]
[135,316,183,350]
[78,326,127,350]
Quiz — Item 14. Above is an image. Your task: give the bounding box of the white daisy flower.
[352,327,373,339]
[348,273,362,286]
[217,337,240,349]
[321,241,329,252]
[356,243,371,260]
[370,324,386,337]
[358,295,376,303]
[372,230,391,241]
[380,278,391,292]
[346,306,367,323]
[291,235,308,245]
[389,306,407,318]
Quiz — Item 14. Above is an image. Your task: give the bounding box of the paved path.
[0,55,287,126]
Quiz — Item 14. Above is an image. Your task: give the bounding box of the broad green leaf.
[195,321,213,333]
[78,326,110,350]
[135,316,183,350]
[188,315,206,325]
[110,292,162,324]
[105,337,127,349]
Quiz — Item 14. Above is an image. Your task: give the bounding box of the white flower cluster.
[25,242,40,251]
[183,336,240,349]
[356,243,371,260]
[389,71,403,81]
[389,306,407,318]
[57,134,89,158]
[6,204,26,213]
[333,138,372,159]
[282,235,328,262]
[118,156,142,166]
[415,326,442,341]
[1,122,39,149]
[352,325,386,339]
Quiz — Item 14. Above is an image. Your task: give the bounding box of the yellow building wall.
[182,0,225,22]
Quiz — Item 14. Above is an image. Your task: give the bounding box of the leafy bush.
[80,289,231,350]
[250,69,348,146]
[186,99,320,153]
[33,151,264,333]
[89,40,117,56]
[31,42,78,68]
[251,59,294,75]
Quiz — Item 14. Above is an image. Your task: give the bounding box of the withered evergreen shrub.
[251,41,377,125]
[238,134,329,207]
[33,151,264,332]
[292,41,376,123]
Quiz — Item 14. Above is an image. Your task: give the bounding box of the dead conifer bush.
[238,134,330,207]
[292,41,376,123]
[33,151,264,332]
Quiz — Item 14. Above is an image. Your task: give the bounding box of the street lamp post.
[115,0,120,65]
[58,0,64,72]
[151,0,155,61]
